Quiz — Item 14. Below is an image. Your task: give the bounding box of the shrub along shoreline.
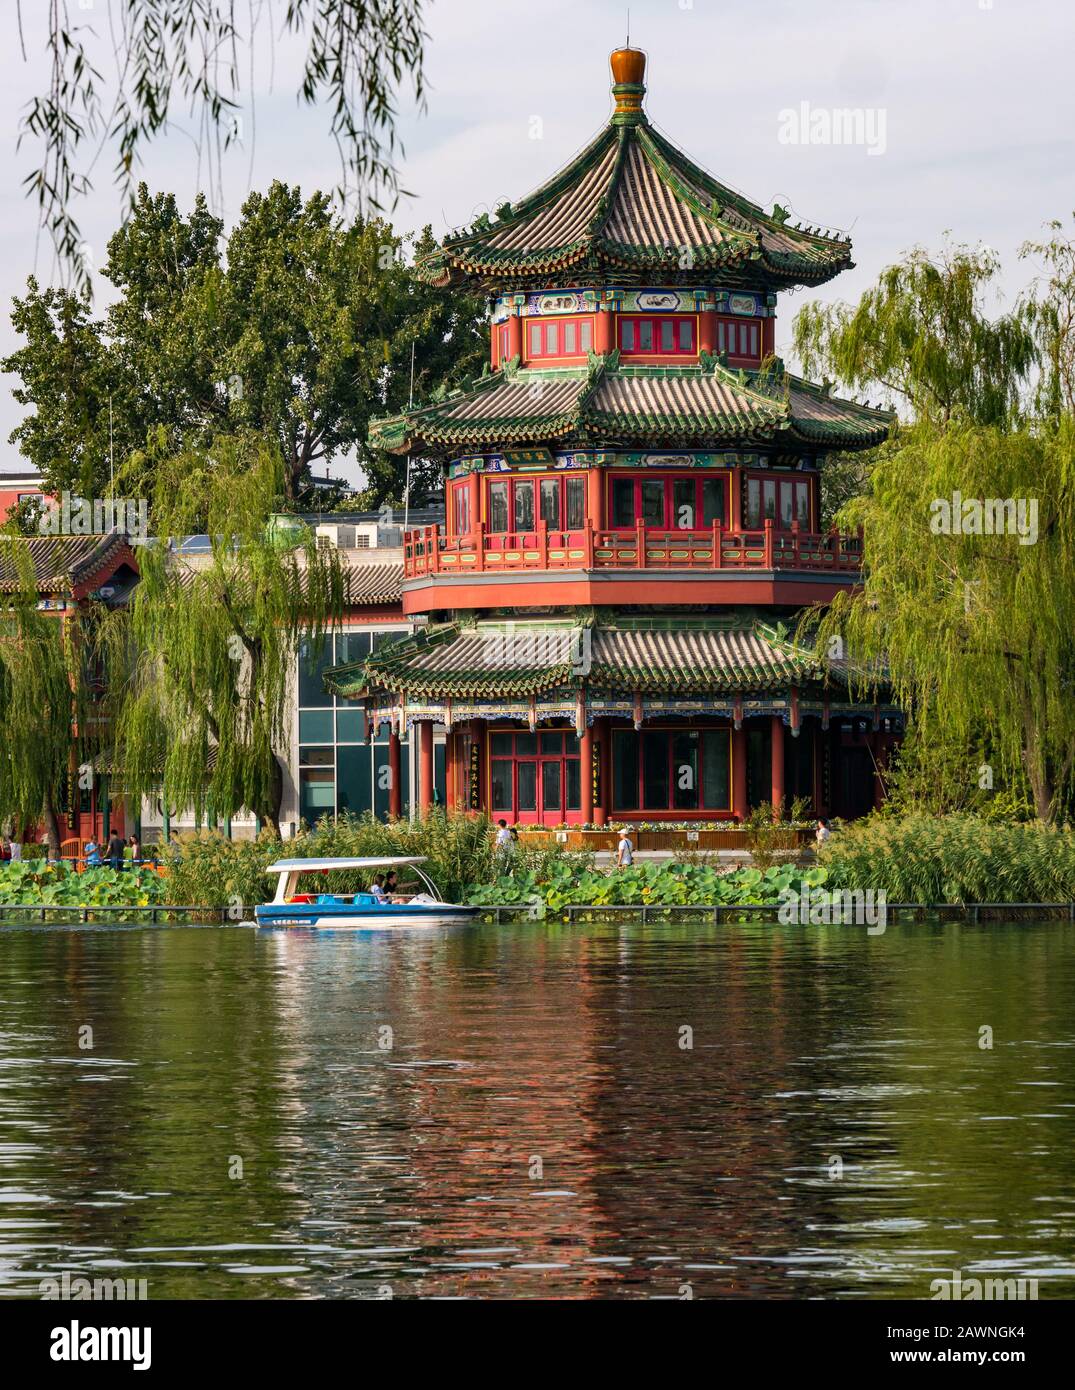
[2,812,1075,915]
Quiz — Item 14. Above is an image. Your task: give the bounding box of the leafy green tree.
[879,716,1034,822]
[818,441,898,530]
[811,419,1075,822]
[4,284,119,502]
[0,541,83,856]
[354,224,489,509]
[98,439,343,835]
[1,496,48,536]
[794,243,1036,425]
[3,187,487,507]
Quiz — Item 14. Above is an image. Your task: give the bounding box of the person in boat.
[369,873,389,904]
[383,869,399,900]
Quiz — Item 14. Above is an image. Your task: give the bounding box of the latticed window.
[716,317,760,361]
[486,474,588,534]
[743,475,812,530]
[612,728,732,812]
[525,316,594,360]
[608,473,729,530]
[618,315,696,355]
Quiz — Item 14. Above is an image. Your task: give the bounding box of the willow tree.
[793,243,1036,425]
[810,419,1075,822]
[0,540,82,855]
[1020,215,1075,423]
[101,439,342,835]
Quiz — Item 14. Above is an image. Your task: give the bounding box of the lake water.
[1,918,1074,1300]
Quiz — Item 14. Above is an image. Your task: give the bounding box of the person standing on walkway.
[107,829,126,871]
[495,819,515,869]
[616,827,634,869]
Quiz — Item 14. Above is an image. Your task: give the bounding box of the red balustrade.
[402,519,863,579]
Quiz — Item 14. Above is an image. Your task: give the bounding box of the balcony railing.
[402,519,863,580]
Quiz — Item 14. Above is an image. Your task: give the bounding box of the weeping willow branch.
[17,0,427,294]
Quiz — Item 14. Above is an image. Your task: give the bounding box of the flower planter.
[515,827,811,853]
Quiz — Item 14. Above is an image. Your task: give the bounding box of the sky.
[1,0,1073,488]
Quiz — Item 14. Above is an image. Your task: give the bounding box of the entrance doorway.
[488,727,583,824]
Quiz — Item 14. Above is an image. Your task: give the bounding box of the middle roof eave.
[367,361,891,454]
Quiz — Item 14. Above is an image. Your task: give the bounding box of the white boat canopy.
[265,856,428,874]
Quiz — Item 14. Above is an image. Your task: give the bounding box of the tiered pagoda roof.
[420,50,852,293]
[371,356,892,455]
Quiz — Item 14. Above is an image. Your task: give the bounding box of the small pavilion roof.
[420,49,853,293]
[0,532,138,600]
[370,357,892,455]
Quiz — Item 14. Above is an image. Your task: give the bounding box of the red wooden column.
[388,730,402,819]
[586,467,603,533]
[506,311,522,363]
[580,722,594,823]
[698,309,716,355]
[732,725,748,823]
[418,720,434,814]
[593,717,610,826]
[771,715,785,817]
[593,305,612,354]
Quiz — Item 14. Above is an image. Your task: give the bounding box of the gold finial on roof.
[610,46,646,122]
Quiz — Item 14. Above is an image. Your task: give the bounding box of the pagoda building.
[326,48,902,829]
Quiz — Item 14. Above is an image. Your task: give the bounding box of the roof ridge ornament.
[610,46,647,125]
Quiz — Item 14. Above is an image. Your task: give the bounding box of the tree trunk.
[1023,742,1055,822]
[258,754,285,837]
[42,789,63,860]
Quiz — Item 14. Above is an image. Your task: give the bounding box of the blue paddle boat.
[253,856,481,930]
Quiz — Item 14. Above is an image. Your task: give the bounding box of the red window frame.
[742,474,813,530]
[611,726,733,815]
[525,315,594,362]
[606,472,730,531]
[716,316,761,362]
[486,473,588,535]
[451,479,472,537]
[618,315,697,357]
[488,727,583,824]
